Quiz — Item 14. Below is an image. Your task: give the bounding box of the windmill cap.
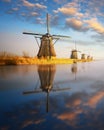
[45,33,51,36]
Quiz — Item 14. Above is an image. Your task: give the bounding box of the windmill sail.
[52,35,70,38]
[47,13,49,34]
[23,32,43,36]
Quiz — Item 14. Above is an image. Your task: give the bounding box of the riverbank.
[0,57,93,65]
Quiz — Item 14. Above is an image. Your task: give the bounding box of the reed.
[0,52,93,65]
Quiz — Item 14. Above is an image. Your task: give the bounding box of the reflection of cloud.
[35,119,45,124]
[0,99,46,129]
[21,119,34,128]
[73,99,81,106]
[58,112,76,120]
[57,109,82,127]
[1,88,104,129]
[54,88,104,129]
[21,119,45,128]
[85,91,104,108]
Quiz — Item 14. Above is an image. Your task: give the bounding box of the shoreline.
[0,57,93,66]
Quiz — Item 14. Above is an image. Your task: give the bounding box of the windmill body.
[70,49,78,59]
[81,53,86,59]
[37,34,56,59]
[70,42,81,59]
[87,55,90,60]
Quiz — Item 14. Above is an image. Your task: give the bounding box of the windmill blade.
[23,90,42,94]
[47,13,50,34]
[52,34,71,38]
[23,32,43,36]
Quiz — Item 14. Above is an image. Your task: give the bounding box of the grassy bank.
[0,51,93,65]
[0,57,93,65]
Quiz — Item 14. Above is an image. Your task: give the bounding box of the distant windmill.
[70,41,81,59]
[81,53,92,60]
[23,65,70,112]
[81,49,93,61]
[86,51,93,60]
[87,55,91,60]
[23,13,70,59]
[81,53,86,60]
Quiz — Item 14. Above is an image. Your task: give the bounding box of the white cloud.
[54,0,67,4]
[86,18,104,34]
[34,3,47,9]
[58,7,77,15]
[66,18,83,29]
[53,1,78,16]
[22,0,34,7]
[65,18,88,32]
[22,0,47,9]
[31,12,39,16]
[12,8,19,11]
[36,17,44,24]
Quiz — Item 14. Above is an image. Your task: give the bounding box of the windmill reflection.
[38,65,56,112]
[23,65,70,112]
[71,63,77,80]
[38,65,56,93]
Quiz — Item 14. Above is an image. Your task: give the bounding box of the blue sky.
[0,0,104,59]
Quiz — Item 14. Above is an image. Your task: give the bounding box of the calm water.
[0,61,104,130]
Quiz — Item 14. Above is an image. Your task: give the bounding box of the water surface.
[0,61,104,130]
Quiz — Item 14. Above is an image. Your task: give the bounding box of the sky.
[0,0,104,59]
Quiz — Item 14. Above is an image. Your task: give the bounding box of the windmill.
[23,65,70,112]
[81,53,93,60]
[81,53,86,60]
[23,13,70,59]
[70,41,81,60]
